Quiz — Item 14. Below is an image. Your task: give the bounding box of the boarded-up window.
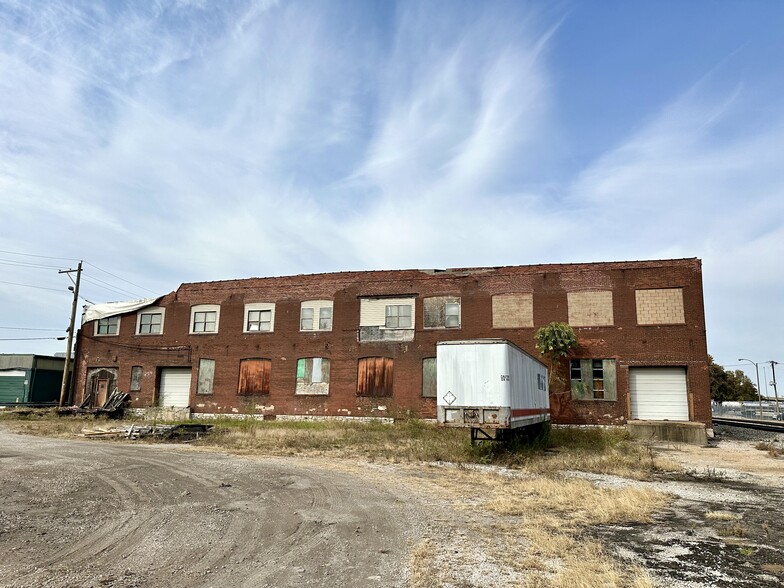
[423,297,461,329]
[295,358,330,395]
[567,291,614,326]
[492,294,533,328]
[357,357,393,397]
[422,358,437,398]
[570,359,617,401]
[130,366,142,392]
[635,288,685,324]
[197,359,216,395]
[238,358,271,395]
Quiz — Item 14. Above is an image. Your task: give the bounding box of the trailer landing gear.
[470,427,507,445]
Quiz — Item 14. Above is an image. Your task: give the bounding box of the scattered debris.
[81,423,213,441]
[58,390,131,419]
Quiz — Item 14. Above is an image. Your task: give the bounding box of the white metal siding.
[159,368,192,407]
[629,367,689,421]
[436,341,548,413]
[359,298,415,327]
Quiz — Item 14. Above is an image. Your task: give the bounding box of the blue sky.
[0,0,782,386]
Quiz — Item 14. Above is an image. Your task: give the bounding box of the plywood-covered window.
[295,358,330,395]
[570,359,616,401]
[197,359,216,395]
[238,358,271,395]
[492,293,533,328]
[357,357,393,397]
[422,358,437,398]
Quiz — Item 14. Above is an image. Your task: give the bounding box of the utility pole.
[769,360,780,417]
[59,261,82,407]
[738,359,762,417]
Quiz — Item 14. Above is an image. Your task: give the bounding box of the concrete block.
[627,419,708,446]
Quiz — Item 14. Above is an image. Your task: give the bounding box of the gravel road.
[0,429,424,588]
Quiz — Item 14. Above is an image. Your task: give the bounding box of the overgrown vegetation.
[535,321,577,387]
[755,441,783,458]
[2,410,676,480]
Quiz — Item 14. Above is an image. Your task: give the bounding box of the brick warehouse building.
[72,258,711,426]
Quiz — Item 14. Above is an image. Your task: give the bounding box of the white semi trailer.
[436,339,550,442]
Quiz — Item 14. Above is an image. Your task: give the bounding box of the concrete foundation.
[627,420,708,446]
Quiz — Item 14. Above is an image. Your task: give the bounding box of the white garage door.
[630,367,689,421]
[159,368,192,407]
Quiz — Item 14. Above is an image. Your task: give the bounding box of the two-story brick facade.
[72,258,711,426]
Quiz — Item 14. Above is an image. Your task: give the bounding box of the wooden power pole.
[59,261,82,407]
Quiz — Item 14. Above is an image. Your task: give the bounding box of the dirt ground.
[0,428,429,588]
[1,424,783,587]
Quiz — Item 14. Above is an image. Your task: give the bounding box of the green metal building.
[0,355,65,405]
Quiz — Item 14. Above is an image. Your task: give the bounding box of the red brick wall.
[72,258,711,426]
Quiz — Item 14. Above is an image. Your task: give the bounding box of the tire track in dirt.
[0,430,422,588]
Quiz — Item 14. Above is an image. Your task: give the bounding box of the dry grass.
[717,523,747,538]
[705,511,741,521]
[409,539,439,588]
[755,441,783,458]
[485,476,668,526]
[407,466,667,588]
[3,411,671,588]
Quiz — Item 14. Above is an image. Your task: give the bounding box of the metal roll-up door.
[630,367,689,421]
[0,371,27,404]
[159,368,192,407]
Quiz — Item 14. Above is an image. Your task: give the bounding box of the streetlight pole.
[769,361,780,417]
[738,359,762,418]
[59,261,82,407]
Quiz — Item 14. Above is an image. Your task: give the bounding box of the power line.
[80,275,141,299]
[0,337,65,341]
[0,249,78,262]
[0,280,68,293]
[0,326,64,331]
[0,259,64,270]
[85,261,158,295]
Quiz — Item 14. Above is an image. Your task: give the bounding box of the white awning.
[82,297,161,324]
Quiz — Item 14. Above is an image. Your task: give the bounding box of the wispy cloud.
[0,1,782,365]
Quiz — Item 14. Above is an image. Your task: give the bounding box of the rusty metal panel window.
[422,358,437,398]
[238,358,271,395]
[197,359,216,395]
[295,358,330,395]
[130,366,142,392]
[357,357,393,397]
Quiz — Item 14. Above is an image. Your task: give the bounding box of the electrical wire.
[0,280,68,293]
[80,276,141,299]
[0,249,78,262]
[0,326,64,331]
[85,261,158,295]
[0,337,66,341]
[0,259,64,270]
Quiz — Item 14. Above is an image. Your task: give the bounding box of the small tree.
[535,322,577,387]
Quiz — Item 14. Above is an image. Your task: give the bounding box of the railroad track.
[713,416,784,433]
